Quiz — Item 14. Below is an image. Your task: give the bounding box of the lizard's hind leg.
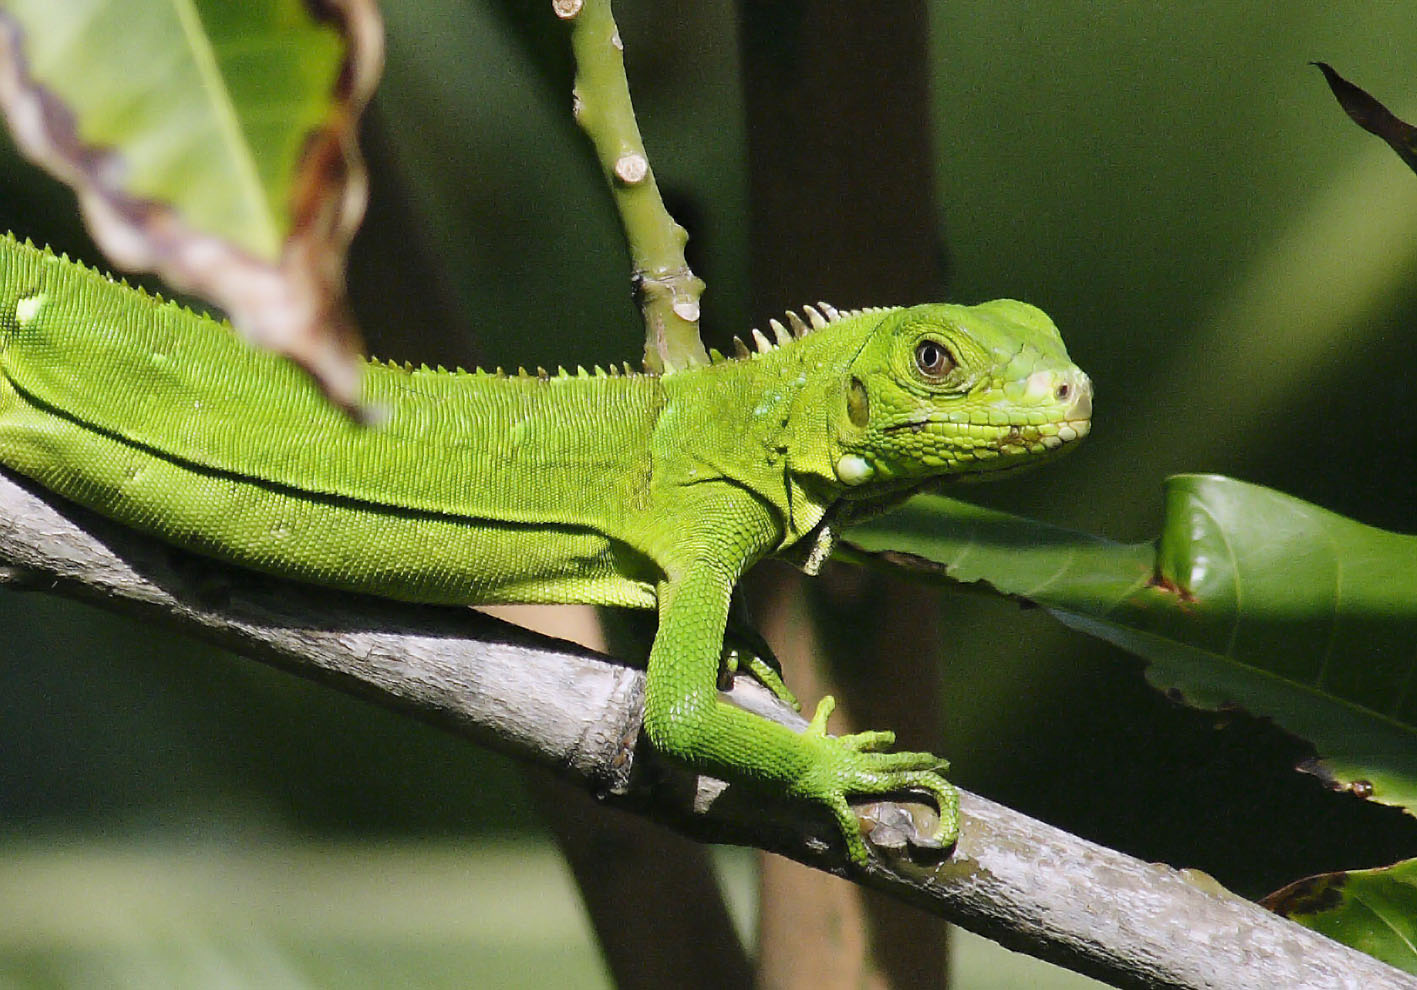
[720,586,800,710]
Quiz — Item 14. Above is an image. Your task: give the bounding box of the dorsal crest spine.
[369,301,893,376]
[704,301,890,364]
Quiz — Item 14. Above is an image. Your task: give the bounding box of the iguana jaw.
[924,411,1092,483]
[879,395,1092,460]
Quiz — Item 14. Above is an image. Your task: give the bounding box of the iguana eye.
[914,340,955,379]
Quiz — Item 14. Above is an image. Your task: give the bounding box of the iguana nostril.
[1067,373,1093,420]
[1056,384,1069,400]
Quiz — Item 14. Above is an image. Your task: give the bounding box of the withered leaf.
[0,1,384,416]
[1313,61,1417,177]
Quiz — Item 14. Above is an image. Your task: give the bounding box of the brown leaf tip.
[1260,872,1347,917]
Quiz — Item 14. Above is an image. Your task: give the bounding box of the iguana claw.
[796,695,959,864]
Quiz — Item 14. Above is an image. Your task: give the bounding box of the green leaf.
[1313,62,1417,177]
[844,475,1417,812]
[1263,858,1417,974]
[0,0,383,412]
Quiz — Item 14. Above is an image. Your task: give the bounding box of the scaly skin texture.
[0,234,1092,862]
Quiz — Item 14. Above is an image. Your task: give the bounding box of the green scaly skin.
[0,234,1092,863]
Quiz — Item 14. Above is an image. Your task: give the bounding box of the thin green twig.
[557,0,707,372]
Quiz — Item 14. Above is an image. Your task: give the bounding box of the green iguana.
[0,234,1091,863]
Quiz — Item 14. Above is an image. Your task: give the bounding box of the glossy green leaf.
[0,0,382,411]
[844,474,1417,811]
[1263,858,1417,974]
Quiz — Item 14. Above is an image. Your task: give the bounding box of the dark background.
[1,2,1415,986]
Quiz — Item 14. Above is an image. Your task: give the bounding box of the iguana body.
[0,235,1092,861]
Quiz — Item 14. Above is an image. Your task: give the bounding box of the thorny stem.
[557,0,707,372]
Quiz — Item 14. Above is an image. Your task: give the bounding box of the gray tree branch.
[0,468,1408,990]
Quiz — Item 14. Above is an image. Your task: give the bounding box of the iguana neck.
[661,306,900,547]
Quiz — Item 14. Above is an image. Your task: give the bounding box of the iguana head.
[825,300,1091,491]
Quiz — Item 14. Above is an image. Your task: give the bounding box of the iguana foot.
[794,695,959,864]
[721,591,799,710]
[719,641,801,711]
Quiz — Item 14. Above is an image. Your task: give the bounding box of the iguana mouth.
[882,416,1091,445]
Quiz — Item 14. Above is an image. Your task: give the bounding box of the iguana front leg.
[642,555,958,864]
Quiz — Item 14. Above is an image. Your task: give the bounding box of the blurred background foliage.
[1,1,1416,986]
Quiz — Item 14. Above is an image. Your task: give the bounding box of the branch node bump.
[614,152,649,185]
